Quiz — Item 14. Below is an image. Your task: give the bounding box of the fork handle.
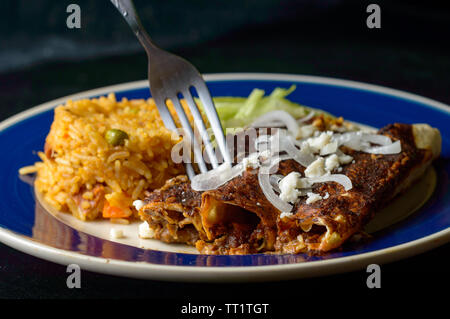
[110,0,157,54]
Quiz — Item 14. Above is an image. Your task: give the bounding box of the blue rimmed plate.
[0,73,449,282]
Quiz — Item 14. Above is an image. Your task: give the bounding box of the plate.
[0,73,449,282]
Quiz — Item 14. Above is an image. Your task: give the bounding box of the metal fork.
[110,0,231,179]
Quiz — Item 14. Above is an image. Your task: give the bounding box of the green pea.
[105,129,129,146]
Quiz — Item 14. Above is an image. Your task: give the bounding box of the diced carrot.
[102,201,128,218]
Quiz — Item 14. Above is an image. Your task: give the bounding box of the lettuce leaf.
[209,85,333,129]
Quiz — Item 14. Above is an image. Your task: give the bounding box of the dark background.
[0,0,449,305]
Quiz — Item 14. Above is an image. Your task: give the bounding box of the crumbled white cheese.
[338,154,353,165]
[243,152,260,169]
[110,228,124,239]
[304,157,326,178]
[298,124,317,139]
[323,192,330,199]
[138,221,155,239]
[307,131,333,152]
[320,141,338,155]
[133,200,146,211]
[280,212,294,219]
[306,192,323,204]
[279,172,301,203]
[325,154,340,172]
[280,189,300,203]
[298,141,315,158]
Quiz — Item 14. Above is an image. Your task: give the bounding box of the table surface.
[0,2,449,302]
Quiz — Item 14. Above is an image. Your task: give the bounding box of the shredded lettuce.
[207,85,333,129]
[194,85,333,129]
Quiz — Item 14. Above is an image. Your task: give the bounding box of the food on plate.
[23,93,188,221]
[20,86,441,255]
[20,87,317,222]
[136,101,441,254]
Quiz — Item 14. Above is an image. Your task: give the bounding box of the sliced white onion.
[333,132,401,154]
[269,130,314,167]
[258,171,293,213]
[332,131,363,150]
[361,133,392,146]
[191,162,244,191]
[363,140,401,154]
[279,135,315,167]
[251,110,299,138]
[296,111,315,124]
[269,174,282,193]
[251,120,285,128]
[307,174,353,191]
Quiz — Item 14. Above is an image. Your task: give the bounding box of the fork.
[110,0,231,179]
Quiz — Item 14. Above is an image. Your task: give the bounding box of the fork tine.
[182,89,219,168]
[153,95,196,179]
[193,81,232,164]
[153,95,177,130]
[169,96,208,174]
